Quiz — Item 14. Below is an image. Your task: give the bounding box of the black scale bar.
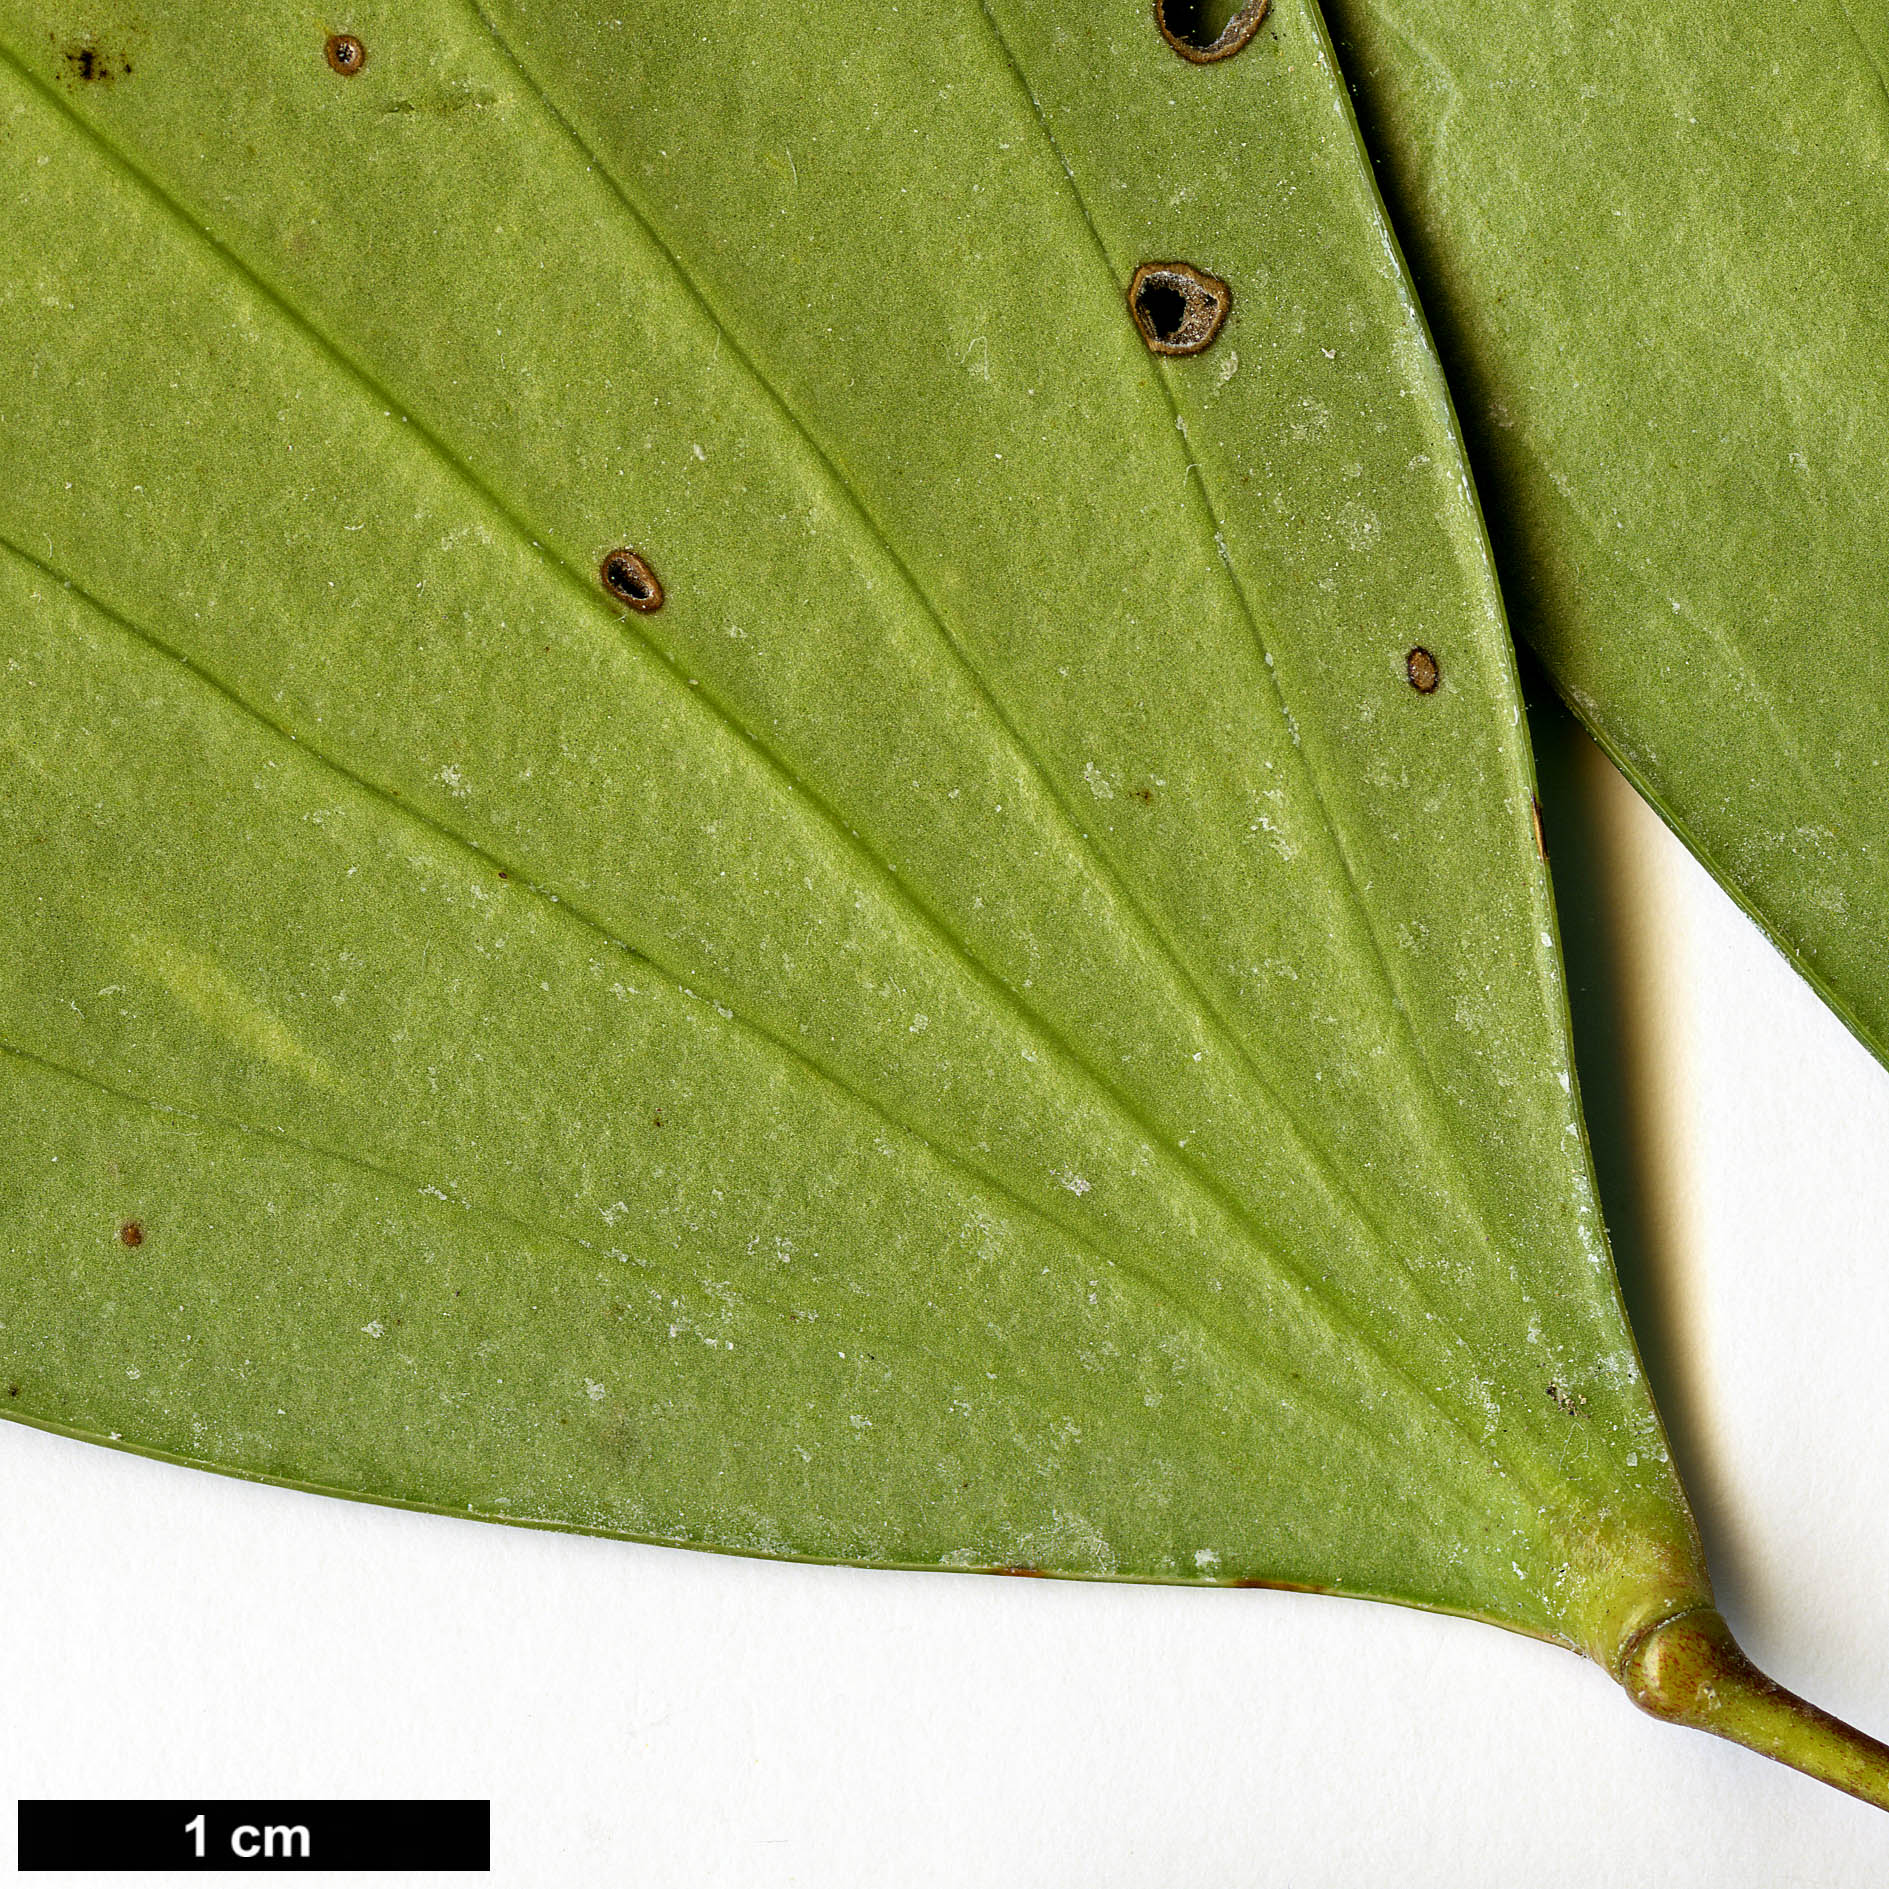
[18,1800,490,1871]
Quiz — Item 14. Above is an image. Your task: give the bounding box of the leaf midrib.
[468,0,1558,1477]
[460,0,1472,1306]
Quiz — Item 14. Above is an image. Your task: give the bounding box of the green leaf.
[0,0,1881,1802]
[1323,0,1889,1069]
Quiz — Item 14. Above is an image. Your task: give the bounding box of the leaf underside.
[0,0,1703,1661]
[1325,0,1889,1068]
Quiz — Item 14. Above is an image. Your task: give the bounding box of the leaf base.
[1620,1607,1889,1812]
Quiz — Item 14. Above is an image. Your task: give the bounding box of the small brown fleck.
[325,33,367,76]
[1132,784,1154,804]
[6,1384,18,1398]
[1405,646,1440,694]
[1546,1382,1586,1417]
[1530,796,1547,859]
[1154,0,1271,63]
[61,42,131,85]
[652,1111,664,1128]
[1130,261,1231,356]
[1230,1574,1335,1595]
[497,869,509,880]
[119,1220,144,1248]
[991,1565,1047,1578]
[601,548,664,612]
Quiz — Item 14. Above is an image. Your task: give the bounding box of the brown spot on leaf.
[1406,646,1440,694]
[1546,1382,1586,1417]
[601,548,664,612]
[1130,261,1231,356]
[61,41,131,85]
[1154,0,1271,62]
[118,1220,144,1248]
[325,33,367,76]
[991,1565,1047,1578]
[1230,1573,1337,1595]
[6,1384,18,1398]
[1132,784,1155,804]
[1531,796,1547,859]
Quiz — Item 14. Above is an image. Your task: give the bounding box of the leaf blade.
[1,0,1698,1660]
[1323,0,1889,1068]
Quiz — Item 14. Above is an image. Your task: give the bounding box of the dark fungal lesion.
[58,40,132,85]
[600,548,664,612]
[1154,0,1272,63]
[1129,261,1231,356]
[118,1220,145,1248]
[1405,646,1440,694]
[324,32,367,76]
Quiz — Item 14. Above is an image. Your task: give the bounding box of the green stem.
[1619,1607,1889,1811]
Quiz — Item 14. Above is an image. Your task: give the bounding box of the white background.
[4,678,1887,1886]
